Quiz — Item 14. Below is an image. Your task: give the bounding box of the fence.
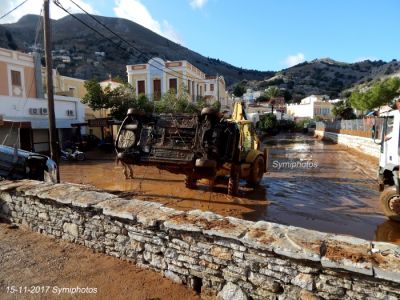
[316,118,384,139]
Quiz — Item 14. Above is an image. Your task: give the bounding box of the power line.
[68,0,190,81]
[54,0,211,86]
[0,0,29,21]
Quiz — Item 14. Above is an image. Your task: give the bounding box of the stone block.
[217,282,248,300]
[63,222,79,237]
[71,191,117,208]
[95,198,141,220]
[248,272,282,292]
[371,242,400,283]
[0,180,41,192]
[137,205,182,227]
[241,221,284,252]
[164,270,183,284]
[203,216,251,240]
[321,234,373,276]
[291,273,314,291]
[210,246,232,261]
[36,184,84,204]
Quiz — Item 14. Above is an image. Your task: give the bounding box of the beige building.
[126,57,227,104]
[0,47,85,152]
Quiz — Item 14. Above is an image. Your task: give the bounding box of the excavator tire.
[228,166,239,196]
[247,156,265,187]
[185,175,197,189]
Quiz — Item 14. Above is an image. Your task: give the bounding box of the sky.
[1,0,399,71]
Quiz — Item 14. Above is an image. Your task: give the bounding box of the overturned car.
[115,103,267,195]
[0,145,58,183]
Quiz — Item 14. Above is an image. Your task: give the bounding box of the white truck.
[374,109,400,221]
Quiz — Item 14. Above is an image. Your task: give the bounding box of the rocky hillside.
[242,58,400,101]
[0,14,273,85]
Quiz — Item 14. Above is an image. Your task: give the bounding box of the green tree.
[82,79,110,111]
[82,80,152,120]
[233,84,246,97]
[264,86,280,99]
[332,101,356,120]
[349,77,400,110]
[259,113,278,132]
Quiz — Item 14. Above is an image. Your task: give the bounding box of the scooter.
[60,147,86,161]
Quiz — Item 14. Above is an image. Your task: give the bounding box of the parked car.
[0,145,57,183]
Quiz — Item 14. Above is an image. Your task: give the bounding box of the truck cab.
[375,109,400,221]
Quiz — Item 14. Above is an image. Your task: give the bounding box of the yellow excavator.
[211,101,267,195]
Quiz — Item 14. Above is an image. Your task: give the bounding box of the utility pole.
[43,0,60,182]
[216,73,220,104]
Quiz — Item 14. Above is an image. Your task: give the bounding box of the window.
[68,87,76,96]
[153,79,161,100]
[210,84,214,92]
[204,84,207,92]
[11,70,21,86]
[137,80,145,94]
[169,78,177,94]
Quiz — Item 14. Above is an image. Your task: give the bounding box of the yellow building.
[127,57,226,104]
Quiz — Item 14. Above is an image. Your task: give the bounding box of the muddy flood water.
[60,133,400,244]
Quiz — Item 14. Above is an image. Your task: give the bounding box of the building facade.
[0,48,85,152]
[286,95,333,120]
[126,57,227,104]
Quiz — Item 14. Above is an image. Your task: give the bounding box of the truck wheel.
[228,172,239,196]
[247,156,265,187]
[185,176,197,189]
[201,107,218,116]
[380,186,400,222]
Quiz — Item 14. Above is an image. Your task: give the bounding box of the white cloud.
[190,0,208,9]
[113,0,183,44]
[284,53,305,67]
[0,0,96,24]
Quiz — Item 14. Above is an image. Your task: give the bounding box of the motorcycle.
[60,147,86,161]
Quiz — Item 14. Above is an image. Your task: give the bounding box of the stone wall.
[1,180,399,300]
[314,130,380,158]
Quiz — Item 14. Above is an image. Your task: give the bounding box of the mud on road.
[0,223,200,300]
[60,133,400,244]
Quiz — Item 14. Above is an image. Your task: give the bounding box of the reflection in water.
[263,133,399,244]
[375,220,400,244]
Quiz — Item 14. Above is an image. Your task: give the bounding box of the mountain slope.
[0,14,273,84]
[243,58,400,100]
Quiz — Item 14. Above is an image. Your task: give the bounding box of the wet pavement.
[60,133,400,244]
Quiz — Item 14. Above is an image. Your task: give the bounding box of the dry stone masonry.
[0,180,399,300]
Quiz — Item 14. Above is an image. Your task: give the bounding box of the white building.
[242,89,262,104]
[286,95,334,120]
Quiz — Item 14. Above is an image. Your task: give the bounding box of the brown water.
[60,133,400,244]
